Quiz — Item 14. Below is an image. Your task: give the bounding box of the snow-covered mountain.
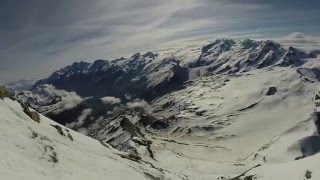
[9,37,320,179]
[32,39,319,100]
[33,51,188,102]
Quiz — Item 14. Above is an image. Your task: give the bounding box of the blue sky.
[0,0,320,84]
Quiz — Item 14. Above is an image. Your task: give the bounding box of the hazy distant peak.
[278,32,317,44]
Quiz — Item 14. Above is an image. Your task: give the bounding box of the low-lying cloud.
[42,84,83,113]
[101,96,121,105]
[126,99,149,111]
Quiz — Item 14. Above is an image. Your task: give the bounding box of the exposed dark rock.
[0,86,12,99]
[230,164,261,180]
[239,101,260,111]
[313,91,320,133]
[130,53,141,60]
[315,111,320,134]
[277,46,307,67]
[202,125,215,131]
[120,117,144,138]
[150,120,169,130]
[89,111,156,159]
[119,153,141,162]
[297,68,320,83]
[161,101,174,109]
[305,170,312,179]
[143,172,161,180]
[29,112,41,123]
[20,101,41,123]
[172,127,181,133]
[67,132,74,141]
[140,114,158,127]
[243,175,255,180]
[195,110,206,116]
[132,138,154,159]
[31,131,38,139]
[255,50,277,69]
[44,145,58,163]
[50,124,66,136]
[143,51,158,58]
[265,87,277,96]
[240,38,258,49]
[309,50,320,58]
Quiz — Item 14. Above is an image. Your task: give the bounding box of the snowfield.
[143,68,320,180]
[0,98,177,180]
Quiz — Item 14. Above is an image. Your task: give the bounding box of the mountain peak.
[71,61,90,66]
[130,53,141,60]
[278,32,316,44]
[201,39,236,54]
[240,38,257,49]
[142,51,158,58]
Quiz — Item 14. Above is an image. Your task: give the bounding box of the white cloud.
[77,128,89,136]
[75,109,92,127]
[42,84,83,113]
[101,96,121,105]
[126,99,149,110]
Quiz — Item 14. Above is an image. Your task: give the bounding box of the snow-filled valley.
[2,34,320,179]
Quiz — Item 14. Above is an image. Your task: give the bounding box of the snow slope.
[149,67,320,179]
[0,98,178,180]
[88,67,320,179]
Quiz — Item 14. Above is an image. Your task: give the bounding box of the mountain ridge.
[32,39,319,100]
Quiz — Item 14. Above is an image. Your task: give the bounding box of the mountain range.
[2,36,320,179]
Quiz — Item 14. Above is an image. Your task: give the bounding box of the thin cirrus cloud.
[0,0,320,84]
